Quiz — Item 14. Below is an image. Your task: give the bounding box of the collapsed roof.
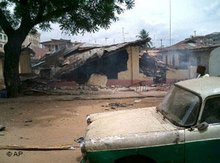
[33,39,167,84]
[59,40,151,83]
[161,33,220,52]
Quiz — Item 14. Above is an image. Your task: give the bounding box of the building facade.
[0,30,7,52]
[0,30,41,51]
[22,32,41,48]
[41,39,73,53]
[158,34,220,83]
[0,31,41,82]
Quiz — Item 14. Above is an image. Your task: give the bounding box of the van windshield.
[158,86,201,127]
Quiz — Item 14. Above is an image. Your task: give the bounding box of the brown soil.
[0,95,163,163]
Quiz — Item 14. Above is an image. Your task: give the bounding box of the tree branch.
[33,1,47,25]
[0,9,14,35]
[34,5,75,25]
[19,0,33,30]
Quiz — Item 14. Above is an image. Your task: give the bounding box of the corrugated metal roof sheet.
[54,39,147,78]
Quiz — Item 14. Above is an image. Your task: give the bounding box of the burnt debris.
[60,49,128,84]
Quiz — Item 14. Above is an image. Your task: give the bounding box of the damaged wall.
[19,52,32,74]
[118,46,153,83]
[139,53,156,76]
[118,46,139,80]
[60,46,153,86]
[61,49,129,84]
[50,40,157,86]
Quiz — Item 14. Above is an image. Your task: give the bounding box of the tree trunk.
[3,38,22,98]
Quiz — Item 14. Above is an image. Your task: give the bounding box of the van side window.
[201,97,220,124]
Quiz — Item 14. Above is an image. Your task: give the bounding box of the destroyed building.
[33,39,165,87]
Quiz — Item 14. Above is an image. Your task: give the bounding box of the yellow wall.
[0,58,3,80]
[118,46,153,81]
[0,52,32,82]
[167,66,198,80]
[167,69,189,80]
[19,53,32,74]
[118,46,139,80]
[0,58,5,89]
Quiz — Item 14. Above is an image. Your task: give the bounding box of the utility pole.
[194,30,197,37]
[105,37,108,44]
[169,0,172,46]
[122,27,125,42]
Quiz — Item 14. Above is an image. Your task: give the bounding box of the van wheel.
[115,155,156,163]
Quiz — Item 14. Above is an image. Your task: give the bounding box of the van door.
[185,96,220,163]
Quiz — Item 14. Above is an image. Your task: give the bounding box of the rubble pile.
[21,78,52,95]
[18,72,171,96]
[108,102,133,109]
[20,77,109,96]
[139,53,167,84]
[87,74,107,88]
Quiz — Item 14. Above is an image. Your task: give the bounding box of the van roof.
[175,77,220,99]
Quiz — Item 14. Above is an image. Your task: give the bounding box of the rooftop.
[41,39,72,45]
[160,32,220,52]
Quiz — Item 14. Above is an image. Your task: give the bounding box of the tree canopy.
[137,29,152,48]
[0,0,134,35]
[0,0,135,97]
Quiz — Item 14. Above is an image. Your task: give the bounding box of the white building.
[0,30,41,52]
[0,30,8,52]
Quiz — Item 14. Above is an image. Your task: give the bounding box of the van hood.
[84,107,183,151]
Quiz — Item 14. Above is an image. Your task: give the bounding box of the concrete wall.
[0,58,3,80]
[19,53,32,74]
[0,53,32,82]
[118,46,139,80]
[167,69,189,80]
[118,46,152,81]
[22,32,40,48]
[200,54,210,71]
[0,58,5,89]
[112,46,153,86]
[167,66,197,81]
[162,51,180,68]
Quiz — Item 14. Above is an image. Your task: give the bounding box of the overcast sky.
[40,0,220,47]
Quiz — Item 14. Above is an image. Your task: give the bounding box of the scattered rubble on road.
[0,125,5,132]
[134,99,142,103]
[24,119,33,123]
[18,76,170,98]
[108,102,133,109]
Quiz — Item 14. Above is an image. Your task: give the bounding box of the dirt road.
[0,95,163,163]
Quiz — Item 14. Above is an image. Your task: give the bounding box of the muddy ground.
[0,94,163,163]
